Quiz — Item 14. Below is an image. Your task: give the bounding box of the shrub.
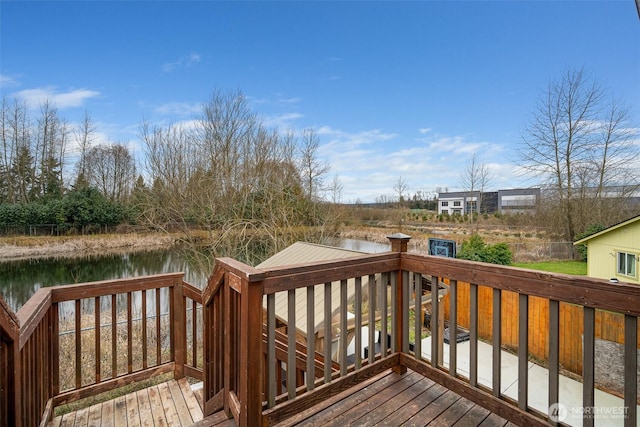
[575,223,606,261]
[457,234,512,265]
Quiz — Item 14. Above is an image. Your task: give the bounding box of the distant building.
[437,188,540,215]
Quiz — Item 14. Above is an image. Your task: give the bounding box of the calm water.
[0,238,391,312]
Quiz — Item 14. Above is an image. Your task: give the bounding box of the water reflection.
[0,248,210,312]
[0,238,389,312]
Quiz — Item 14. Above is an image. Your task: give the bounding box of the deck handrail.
[0,273,204,427]
[204,241,640,427]
[1,241,639,426]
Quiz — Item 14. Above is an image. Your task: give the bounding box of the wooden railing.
[1,236,639,426]
[0,273,202,427]
[0,295,19,426]
[203,235,640,427]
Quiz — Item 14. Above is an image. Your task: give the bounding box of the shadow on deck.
[269,369,513,427]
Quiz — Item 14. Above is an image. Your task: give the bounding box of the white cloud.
[12,87,100,109]
[162,52,201,72]
[0,74,20,88]
[154,102,201,117]
[263,112,304,129]
[313,127,524,202]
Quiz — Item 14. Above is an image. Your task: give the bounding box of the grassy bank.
[512,260,587,275]
[0,232,177,261]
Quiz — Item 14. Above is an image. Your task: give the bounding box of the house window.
[453,201,461,207]
[617,252,637,277]
[441,201,448,207]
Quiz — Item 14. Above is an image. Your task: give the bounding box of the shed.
[257,242,372,356]
[574,215,640,284]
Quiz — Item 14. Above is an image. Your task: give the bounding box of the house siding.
[582,220,640,284]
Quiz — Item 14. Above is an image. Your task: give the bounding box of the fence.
[442,281,640,392]
[509,241,578,261]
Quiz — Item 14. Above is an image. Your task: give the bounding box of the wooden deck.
[49,378,216,427]
[49,370,515,427]
[272,369,515,427]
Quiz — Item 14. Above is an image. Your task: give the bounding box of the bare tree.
[393,176,408,208]
[518,68,639,240]
[459,152,492,223]
[74,110,96,188]
[0,98,30,202]
[327,175,343,204]
[84,143,136,202]
[139,89,337,268]
[298,128,329,200]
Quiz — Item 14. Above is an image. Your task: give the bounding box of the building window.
[617,252,637,277]
[453,201,461,207]
[441,201,448,207]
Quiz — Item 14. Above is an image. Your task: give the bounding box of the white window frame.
[617,251,637,278]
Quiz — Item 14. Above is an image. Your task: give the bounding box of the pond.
[0,238,391,312]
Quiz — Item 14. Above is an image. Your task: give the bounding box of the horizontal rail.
[49,273,185,302]
[403,254,640,316]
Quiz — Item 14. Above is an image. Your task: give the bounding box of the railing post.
[388,233,410,375]
[172,277,186,379]
[239,276,263,427]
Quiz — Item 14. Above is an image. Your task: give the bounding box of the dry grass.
[0,232,177,261]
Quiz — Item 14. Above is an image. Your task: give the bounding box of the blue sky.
[1,1,639,203]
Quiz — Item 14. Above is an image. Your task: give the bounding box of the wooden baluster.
[414,272,421,361]
[354,277,362,370]
[324,282,332,383]
[142,290,147,370]
[623,314,637,427]
[383,272,392,357]
[368,274,375,364]
[449,280,458,377]
[518,294,529,411]
[192,299,197,368]
[339,279,347,376]
[493,288,503,397]
[156,288,161,365]
[95,296,101,383]
[306,285,315,389]
[127,292,132,374]
[469,283,478,387]
[287,289,296,398]
[75,299,81,389]
[266,293,276,407]
[111,294,117,378]
[548,299,559,421]
[583,307,595,427]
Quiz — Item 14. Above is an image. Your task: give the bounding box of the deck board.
[100,399,114,427]
[274,369,510,427]
[49,379,207,427]
[51,371,512,427]
[148,384,170,427]
[112,395,127,426]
